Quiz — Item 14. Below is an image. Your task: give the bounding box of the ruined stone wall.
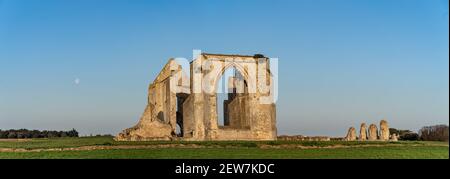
[116,60,181,141]
[181,95,194,138]
[227,96,250,129]
[190,54,276,141]
[116,53,277,141]
[215,128,254,141]
[278,135,331,141]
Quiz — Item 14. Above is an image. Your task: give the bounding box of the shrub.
[400,132,420,141]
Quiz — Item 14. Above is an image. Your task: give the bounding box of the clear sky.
[0,0,448,136]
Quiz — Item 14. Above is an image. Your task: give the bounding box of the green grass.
[0,137,112,150]
[0,136,442,149]
[0,146,447,159]
[0,137,448,159]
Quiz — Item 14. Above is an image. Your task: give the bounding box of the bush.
[7,132,17,138]
[0,130,9,138]
[400,132,420,141]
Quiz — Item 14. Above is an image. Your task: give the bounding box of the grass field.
[0,137,448,159]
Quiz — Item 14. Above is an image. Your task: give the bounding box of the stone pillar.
[344,127,357,141]
[368,124,378,141]
[379,120,390,141]
[359,123,367,141]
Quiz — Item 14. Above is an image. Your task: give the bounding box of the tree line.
[0,129,79,139]
[390,124,449,142]
[419,125,449,142]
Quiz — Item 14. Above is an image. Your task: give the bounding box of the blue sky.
[0,0,448,136]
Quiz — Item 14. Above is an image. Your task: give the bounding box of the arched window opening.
[217,67,249,129]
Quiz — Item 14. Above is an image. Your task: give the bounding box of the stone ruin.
[359,123,367,141]
[345,120,396,141]
[368,124,378,141]
[344,127,357,141]
[116,53,277,141]
[278,135,331,141]
[390,133,398,142]
[379,120,390,140]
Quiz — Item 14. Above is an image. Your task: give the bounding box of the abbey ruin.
[116,53,277,141]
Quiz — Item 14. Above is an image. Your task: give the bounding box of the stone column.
[344,127,357,141]
[368,124,378,141]
[379,120,390,141]
[359,123,367,141]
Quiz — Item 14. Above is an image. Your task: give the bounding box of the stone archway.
[214,66,250,130]
[116,53,277,141]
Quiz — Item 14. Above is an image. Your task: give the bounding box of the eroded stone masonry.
[116,53,277,141]
[345,120,397,141]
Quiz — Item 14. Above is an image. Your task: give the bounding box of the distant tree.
[0,130,7,138]
[401,132,420,141]
[0,129,79,139]
[7,132,17,139]
[32,133,41,138]
[389,128,399,135]
[31,130,41,138]
[419,125,449,142]
[17,133,23,138]
[67,129,79,137]
[41,130,49,138]
[47,131,59,138]
[60,132,68,137]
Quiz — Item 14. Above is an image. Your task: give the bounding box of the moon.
[74,78,80,85]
